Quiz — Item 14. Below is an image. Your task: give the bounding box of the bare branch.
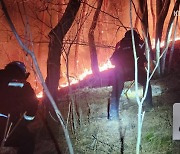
[81,0,127,31]
[0,0,74,153]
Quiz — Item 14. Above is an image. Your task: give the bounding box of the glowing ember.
[36,91,43,98]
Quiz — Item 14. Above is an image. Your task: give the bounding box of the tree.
[46,0,81,100]
[44,0,81,153]
[88,0,103,75]
[161,0,180,74]
[155,0,170,75]
[74,0,87,74]
[130,1,179,153]
[137,0,154,72]
[136,0,179,76]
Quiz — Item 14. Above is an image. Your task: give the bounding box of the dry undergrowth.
[33,72,180,154]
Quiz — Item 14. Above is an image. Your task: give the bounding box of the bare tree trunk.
[46,0,81,98]
[155,0,170,76]
[74,0,87,74]
[74,35,80,74]
[161,0,180,74]
[134,8,140,29]
[38,10,45,62]
[88,0,103,75]
[168,16,178,73]
[130,2,145,153]
[45,1,80,153]
[150,0,156,38]
[137,0,154,72]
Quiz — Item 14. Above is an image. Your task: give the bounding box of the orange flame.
[36,36,180,98]
[151,37,180,49]
[36,60,115,98]
[60,60,115,87]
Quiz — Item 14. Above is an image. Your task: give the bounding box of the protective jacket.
[110,37,147,66]
[110,36,147,80]
[0,69,38,144]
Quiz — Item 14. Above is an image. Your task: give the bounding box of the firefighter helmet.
[125,29,140,39]
[5,61,30,80]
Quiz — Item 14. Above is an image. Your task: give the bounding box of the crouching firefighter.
[0,61,38,154]
[108,30,153,120]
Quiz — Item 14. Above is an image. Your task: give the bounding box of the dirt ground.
[33,71,180,154]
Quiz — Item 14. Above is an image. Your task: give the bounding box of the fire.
[36,36,180,98]
[151,37,180,49]
[99,60,115,71]
[36,60,114,98]
[60,60,115,87]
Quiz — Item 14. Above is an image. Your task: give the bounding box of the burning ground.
[32,70,180,154]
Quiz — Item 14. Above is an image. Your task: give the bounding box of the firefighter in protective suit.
[109,30,153,120]
[0,61,38,154]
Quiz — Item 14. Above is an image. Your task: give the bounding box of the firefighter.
[109,30,153,120]
[0,61,38,154]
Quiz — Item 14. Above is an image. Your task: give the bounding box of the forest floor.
[33,71,180,154]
